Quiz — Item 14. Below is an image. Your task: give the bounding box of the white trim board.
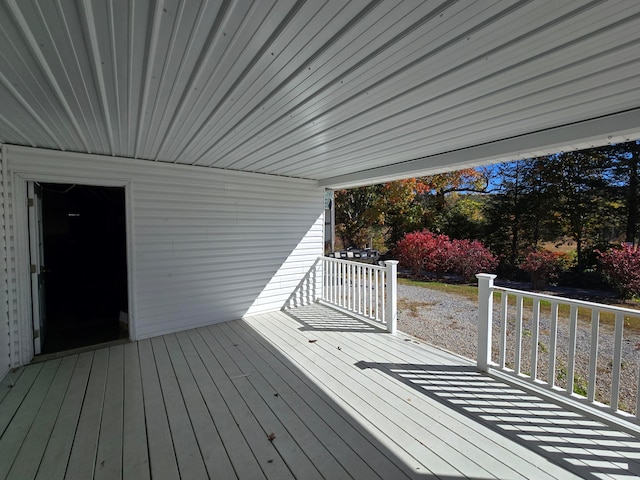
[319,108,640,189]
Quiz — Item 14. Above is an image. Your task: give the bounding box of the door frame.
[13,172,136,364]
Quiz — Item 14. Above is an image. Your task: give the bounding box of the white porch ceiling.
[1,0,640,188]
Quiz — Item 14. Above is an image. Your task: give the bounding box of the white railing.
[320,257,398,333]
[477,274,640,424]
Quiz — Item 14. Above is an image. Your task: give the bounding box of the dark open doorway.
[38,183,128,354]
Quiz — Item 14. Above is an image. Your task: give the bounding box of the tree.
[379,178,429,247]
[605,141,640,245]
[550,151,614,270]
[420,168,489,213]
[483,159,560,268]
[334,186,383,248]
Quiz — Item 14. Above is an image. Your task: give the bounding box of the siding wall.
[3,145,323,364]
[0,146,10,377]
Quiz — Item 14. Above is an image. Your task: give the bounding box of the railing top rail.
[492,285,640,317]
[320,255,386,271]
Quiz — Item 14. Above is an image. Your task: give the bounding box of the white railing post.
[385,260,399,334]
[476,273,496,372]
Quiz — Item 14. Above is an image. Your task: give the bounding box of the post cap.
[475,273,497,280]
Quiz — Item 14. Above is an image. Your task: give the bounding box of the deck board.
[150,336,209,480]
[137,338,179,480]
[162,333,237,479]
[65,348,109,479]
[6,356,76,480]
[0,359,61,479]
[2,302,640,479]
[35,352,93,480]
[220,320,397,480]
[122,342,150,480]
[0,368,25,404]
[175,330,267,480]
[94,345,124,480]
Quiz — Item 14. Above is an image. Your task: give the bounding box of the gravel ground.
[397,283,640,415]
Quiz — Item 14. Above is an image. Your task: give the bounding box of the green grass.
[397,277,640,332]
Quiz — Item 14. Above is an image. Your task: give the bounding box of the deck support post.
[476,273,497,372]
[385,260,399,334]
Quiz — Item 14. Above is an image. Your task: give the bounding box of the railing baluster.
[587,309,600,403]
[531,298,540,380]
[567,305,578,395]
[366,267,371,316]
[319,257,395,329]
[484,279,640,424]
[374,269,379,321]
[340,262,345,307]
[358,265,363,314]
[499,292,508,369]
[548,301,558,388]
[380,269,386,323]
[636,363,640,421]
[611,313,624,411]
[514,295,523,375]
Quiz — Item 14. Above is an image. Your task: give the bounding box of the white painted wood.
[5,145,323,364]
[121,342,150,480]
[65,348,109,479]
[219,320,392,480]
[137,338,180,480]
[476,273,495,371]
[174,330,267,480]
[531,298,540,380]
[514,294,523,375]
[5,307,638,480]
[588,310,600,403]
[611,313,624,411]
[499,292,508,369]
[320,257,392,329]
[491,284,640,424]
[26,182,45,355]
[0,368,23,403]
[385,260,398,334]
[162,334,237,480]
[567,305,578,396]
[94,345,124,480]
[6,355,76,480]
[35,352,93,480]
[198,326,327,480]
[250,308,572,480]
[150,336,209,480]
[0,363,42,436]
[0,359,60,478]
[187,327,294,479]
[548,302,559,388]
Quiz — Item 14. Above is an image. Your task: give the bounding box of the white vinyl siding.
[3,145,323,361]
[0,146,10,377]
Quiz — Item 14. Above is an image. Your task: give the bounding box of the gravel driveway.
[397,283,640,416]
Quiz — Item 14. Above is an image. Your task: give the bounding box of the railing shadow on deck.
[283,258,321,310]
[355,362,640,480]
[283,303,382,333]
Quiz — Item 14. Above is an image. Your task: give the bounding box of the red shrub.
[450,239,498,281]
[519,249,568,289]
[597,244,640,299]
[396,230,496,280]
[396,230,449,277]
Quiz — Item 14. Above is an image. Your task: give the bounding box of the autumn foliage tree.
[334,186,383,248]
[597,244,640,299]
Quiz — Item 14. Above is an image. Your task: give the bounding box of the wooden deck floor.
[1,303,639,479]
